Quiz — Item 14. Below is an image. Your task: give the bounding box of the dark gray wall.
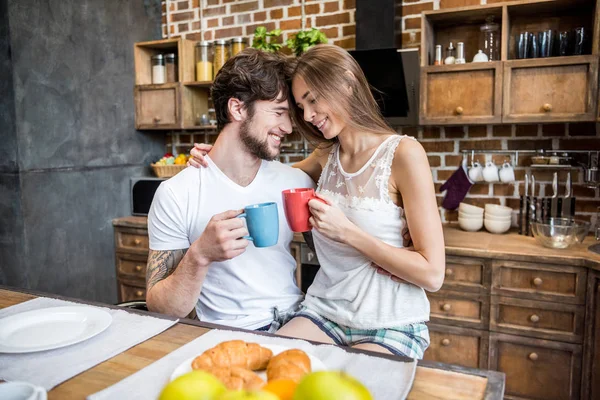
[1,0,164,303]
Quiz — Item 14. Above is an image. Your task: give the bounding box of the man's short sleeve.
[148,183,190,250]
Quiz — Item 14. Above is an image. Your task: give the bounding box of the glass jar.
[151,54,166,84]
[195,41,214,82]
[480,16,500,61]
[444,42,455,65]
[165,53,177,83]
[214,39,230,76]
[231,37,247,57]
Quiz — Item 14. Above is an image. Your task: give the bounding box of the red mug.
[282,188,321,232]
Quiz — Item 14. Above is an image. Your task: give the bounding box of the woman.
[190,45,444,358]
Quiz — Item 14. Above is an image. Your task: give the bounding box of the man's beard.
[240,117,279,161]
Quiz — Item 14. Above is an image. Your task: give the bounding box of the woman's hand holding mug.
[188,143,213,168]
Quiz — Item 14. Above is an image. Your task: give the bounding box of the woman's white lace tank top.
[302,135,430,329]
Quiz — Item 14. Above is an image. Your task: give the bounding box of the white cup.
[483,161,499,183]
[0,382,47,400]
[499,161,515,183]
[468,162,484,182]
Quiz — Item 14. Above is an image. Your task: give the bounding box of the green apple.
[216,390,279,400]
[159,371,227,400]
[293,371,373,400]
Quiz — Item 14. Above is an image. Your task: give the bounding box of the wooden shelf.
[183,81,213,88]
[181,125,217,130]
[134,37,195,85]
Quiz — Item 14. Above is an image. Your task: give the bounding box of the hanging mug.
[483,161,500,182]
[468,161,484,182]
[499,161,515,183]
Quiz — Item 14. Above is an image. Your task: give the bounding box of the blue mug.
[238,202,279,248]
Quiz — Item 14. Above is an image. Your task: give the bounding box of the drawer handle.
[442,303,452,312]
[135,265,143,272]
[528,352,538,361]
[135,290,144,297]
[532,277,543,287]
[445,268,454,277]
[542,103,552,112]
[153,116,162,123]
[134,239,142,246]
[530,314,540,323]
[441,338,451,346]
[455,106,464,115]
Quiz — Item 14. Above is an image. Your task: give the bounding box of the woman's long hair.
[288,44,396,148]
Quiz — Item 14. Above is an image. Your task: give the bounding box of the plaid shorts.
[295,306,430,359]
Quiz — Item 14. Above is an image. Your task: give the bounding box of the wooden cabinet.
[582,272,600,399]
[420,63,503,125]
[113,220,150,303]
[489,333,582,400]
[419,0,600,125]
[425,323,489,369]
[134,84,180,130]
[428,290,489,329]
[503,56,598,123]
[443,256,490,293]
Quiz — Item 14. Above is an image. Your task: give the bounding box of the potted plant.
[251,26,283,52]
[286,27,328,57]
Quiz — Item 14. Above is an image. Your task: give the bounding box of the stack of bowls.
[458,203,484,231]
[484,204,512,233]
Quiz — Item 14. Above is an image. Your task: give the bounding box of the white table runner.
[0,297,177,390]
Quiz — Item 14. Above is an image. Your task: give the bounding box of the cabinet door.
[114,227,149,255]
[582,272,600,400]
[489,332,582,400]
[424,323,489,369]
[135,84,181,129]
[420,62,503,125]
[442,256,490,294]
[118,282,146,302]
[427,290,489,329]
[503,56,599,123]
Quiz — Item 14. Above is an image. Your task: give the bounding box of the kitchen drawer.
[441,256,490,294]
[134,83,181,130]
[116,254,148,280]
[491,296,584,344]
[503,56,598,123]
[428,290,489,329]
[492,260,586,305]
[489,333,582,400]
[118,282,147,303]
[420,62,502,125]
[424,323,489,370]
[115,228,149,255]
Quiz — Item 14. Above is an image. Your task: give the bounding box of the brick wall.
[161,0,600,228]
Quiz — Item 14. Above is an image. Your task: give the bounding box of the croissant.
[205,366,265,391]
[266,349,311,382]
[191,340,273,371]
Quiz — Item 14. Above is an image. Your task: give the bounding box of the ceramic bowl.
[459,203,484,215]
[484,214,511,222]
[458,211,484,220]
[485,204,513,217]
[484,218,511,234]
[458,217,484,232]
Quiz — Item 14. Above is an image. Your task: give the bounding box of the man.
[146,49,314,332]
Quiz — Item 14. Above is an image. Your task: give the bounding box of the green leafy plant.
[251,26,283,52]
[286,28,328,56]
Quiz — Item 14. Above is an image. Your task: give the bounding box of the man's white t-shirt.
[148,155,314,330]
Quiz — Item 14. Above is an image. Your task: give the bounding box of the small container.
[455,42,466,64]
[231,37,247,57]
[434,45,442,65]
[214,39,230,76]
[444,42,456,65]
[151,54,166,84]
[480,16,500,61]
[195,41,214,81]
[165,53,177,82]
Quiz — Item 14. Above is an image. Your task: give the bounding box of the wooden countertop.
[0,286,504,399]
[115,216,600,270]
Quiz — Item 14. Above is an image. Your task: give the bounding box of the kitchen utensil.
[573,27,587,55]
[550,172,559,217]
[539,30,554,58]
[531,217,591,249]
[483,161,499,182]
[558,31,571,56]
[530,32,540,58]
[517,32,531,59]
[529,175,536,236]
[562,172,572,217]
[519,175,527,234]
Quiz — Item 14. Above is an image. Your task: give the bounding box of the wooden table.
[0,287,505,399]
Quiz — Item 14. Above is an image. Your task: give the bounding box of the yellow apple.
[159,371,227,400]
[215,390,279,400]
[293,371,373,400]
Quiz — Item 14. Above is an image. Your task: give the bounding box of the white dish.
[170,344,327,382]
[0,306,112,353]
[458,217,483,232]
[458,203,484,215]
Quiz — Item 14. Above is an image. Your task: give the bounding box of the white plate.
[170,344,327,382]
[0,306,112,353]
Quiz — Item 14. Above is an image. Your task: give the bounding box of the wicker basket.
[151,163,186,178]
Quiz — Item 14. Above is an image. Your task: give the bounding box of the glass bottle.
[480,16,500,61]
[151,54,166,84]
[231,37,247,57]
[455,42,466,64]
[165,53,177,82]
[434,45,442,65]
[195,41,214,82]
[444,42,456,65]
[213,39,230,76]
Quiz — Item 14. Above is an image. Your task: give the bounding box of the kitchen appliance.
[131,177,165,216]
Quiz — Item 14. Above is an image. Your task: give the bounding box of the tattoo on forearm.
[146,249,188,290]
